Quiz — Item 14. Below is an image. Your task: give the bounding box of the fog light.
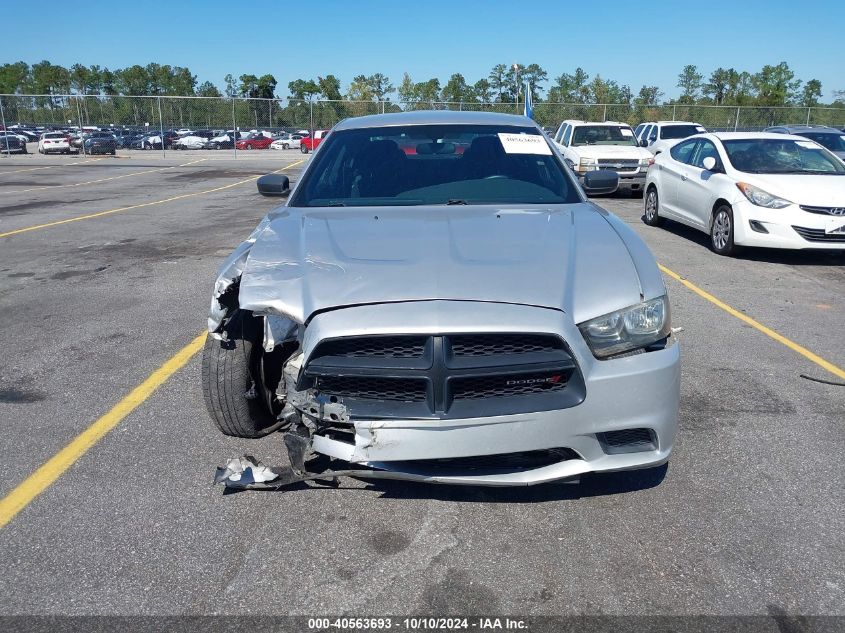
[749,220,769,234]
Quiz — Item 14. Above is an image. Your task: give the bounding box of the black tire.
[201,310,279,438]
[643,186,664,226]
[283,143,289,150]
[300,145,309,154]
[710,204,739,256]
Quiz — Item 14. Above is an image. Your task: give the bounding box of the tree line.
[1,59,842,108]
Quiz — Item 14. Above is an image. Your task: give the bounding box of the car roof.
[768,125,841,133]
[705,131,819,141]
[332,110,537,131]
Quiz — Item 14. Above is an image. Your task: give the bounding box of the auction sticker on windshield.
[497,133,552,155]
[620,128,633,137]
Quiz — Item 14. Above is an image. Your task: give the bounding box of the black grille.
[304,333,585,419]
[799,205,845,216]
[315,336,426,358]
[449,333,562,357]
[451,370,570,399]
[597,428,656,454]
[598,159,639,171]
[316,376,427,402]
[386,448,581,474]
[792,225,845,242]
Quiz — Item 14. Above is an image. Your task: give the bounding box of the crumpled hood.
[236,204,644,324]
[740,174,845,206]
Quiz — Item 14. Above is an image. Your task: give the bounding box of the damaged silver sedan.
[203,111,680,488]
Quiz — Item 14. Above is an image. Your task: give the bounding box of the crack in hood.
[237,204,644,324]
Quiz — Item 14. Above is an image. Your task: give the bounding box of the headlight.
[736,182,791,209]
[578,296,671,359]
[639,157,651,166]
[579,157,596,166]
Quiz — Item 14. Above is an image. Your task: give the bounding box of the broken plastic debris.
[214,455,280,486]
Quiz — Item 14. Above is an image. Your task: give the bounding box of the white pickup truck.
[552,120,653,195]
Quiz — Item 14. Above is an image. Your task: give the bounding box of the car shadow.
[229,463,670,503]
[640,216,844,267]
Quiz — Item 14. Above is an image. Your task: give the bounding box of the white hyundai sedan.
[644,132,845,255]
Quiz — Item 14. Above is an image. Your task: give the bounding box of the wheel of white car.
[710,204,739,256]
[643,187,664,226]
[201,310,280,438]
[283,143,289,149]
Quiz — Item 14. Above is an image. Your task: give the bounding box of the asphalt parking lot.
[0,152,842,618]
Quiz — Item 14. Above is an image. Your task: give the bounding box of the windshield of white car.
[723,139,845,174]
[291,124,580,207]
[571,125,637,147]
[660,125,701,140]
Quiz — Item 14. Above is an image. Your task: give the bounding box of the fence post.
[672,105,676,121]
[309,98,314,139]
[734,107,740,131]
[603,104,607,122]
[157,95,165,158]
[806,107,811,126]
[232,97,237,159]
[75,96,86,156]
[0,96,8,156]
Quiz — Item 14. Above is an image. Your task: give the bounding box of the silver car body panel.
[207,111,679,485]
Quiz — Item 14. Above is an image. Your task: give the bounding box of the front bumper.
[733,199,845,250]
[297,301,680,485]
[577,170,647,191]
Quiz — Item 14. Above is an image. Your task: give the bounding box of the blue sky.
[2,0,843,100]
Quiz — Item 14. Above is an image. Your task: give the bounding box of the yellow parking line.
[0,158,206,194]
[0,157,104,174]
[0,332,207,529]
[0,158,303,239]
[659,264,845,380]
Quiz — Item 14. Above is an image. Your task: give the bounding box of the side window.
[670,139,699,164]
[647,125,658,142]
[690,140,719,169]
[634,124,644,138]
[562,125,573,146]
[554,124,565,143]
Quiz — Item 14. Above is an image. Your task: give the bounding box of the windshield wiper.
[446,199,469,205]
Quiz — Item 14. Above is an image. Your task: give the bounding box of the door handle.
[681,175,687,181]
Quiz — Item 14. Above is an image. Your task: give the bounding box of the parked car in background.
[552,120,652,195]
[38,131,74,154]
[300,129,329,153]
[235,133,273,150]
[116,133,144,149]
[644,132,845,255]
[83,131,117,155]
[636,121,707,155]
[172,131,214,150]
[206,130,243,149]
[0,134,27,153]
[270,133,303,150]
[764,125,845,162]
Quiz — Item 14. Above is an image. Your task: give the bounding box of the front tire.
[710,205,739,256]
[201,310,279,438]
[300,145,309,154]
[283,143,289,149]
[643,187,664,226]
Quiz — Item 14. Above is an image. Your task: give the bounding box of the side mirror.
[702,156,718,172]
[257,174,290,197]
[639,139,648,148]
[583,169,619,196]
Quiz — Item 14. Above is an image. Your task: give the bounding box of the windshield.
[290,124,580,207]
[660,125,703,140]
[571,125,637,147]
[722,139,845,174]
[798,132,845,153]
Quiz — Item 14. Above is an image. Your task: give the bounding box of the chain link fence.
[2,94,843,155]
